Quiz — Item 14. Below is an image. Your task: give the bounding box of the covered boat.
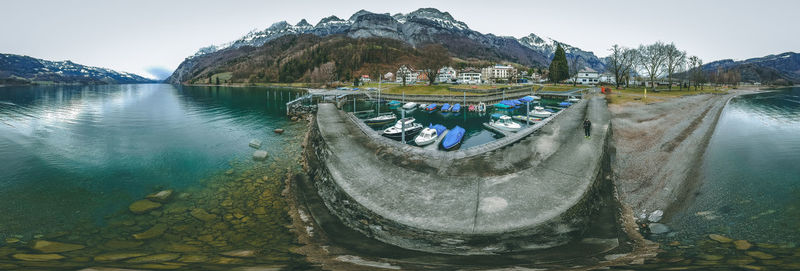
[468,105,476,112]
[493,103,512,109]
[441,125,465,150]
[388,100,402,106]
[425,103,438,111]
[558,101,572,107]
[451,103,461,113]
[441,103,451,112]
[430,124,447,136]
[519,96,536,103]
[402,102,418,109]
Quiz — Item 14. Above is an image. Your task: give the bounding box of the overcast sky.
[2,0,798,79]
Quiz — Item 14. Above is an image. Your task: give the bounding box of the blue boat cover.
[441,103,451,111]
[451,103,461,112]
[491,113,504,119]
[442,125,465,150]
[519,96,535,102]
[426,104,437,110]
[511,100,522,105]
[494,103,511,109]
[559,102,572,107]
[430,124,447,135]
[500,100,515,106]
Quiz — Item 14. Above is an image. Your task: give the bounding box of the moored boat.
[529,106,554,118]
[567,96,580,103]
[477,102,487,112]
[493,103,512,109]
[441,103,451,112]
[402,102,418,109]
[364,114,396,126]
[382,118,423,138]
[451,103,461,113]
[425,103,438,111]
[468,105,476,112]
[414,127,438,146]
[512,115,542,123]
[487,115,522,132]
[441,125,465,150]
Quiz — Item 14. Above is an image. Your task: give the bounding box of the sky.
[2,0,798,79]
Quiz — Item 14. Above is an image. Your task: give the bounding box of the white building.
[360,74,371,83]
[437,66,457,83]
[571,68,601,85]
[395,65,420,84]
[481,64,516,83]
[457,68,482,84]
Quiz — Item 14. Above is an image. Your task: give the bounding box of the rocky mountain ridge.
[0,53,155,85]
[702,52,799,84]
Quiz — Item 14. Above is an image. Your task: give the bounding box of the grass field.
[382,85,481,96]
[540,85,583,92]
[606,86,729,104]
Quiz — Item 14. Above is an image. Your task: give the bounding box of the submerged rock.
[745,251,775,260]
[129,199,162,214]
[648,223,670,234]
[102,240,143,250]
[249,139,262,149]
[94,252,148,261]
[709,234,733,243]
[253,150,269,161]
[190,208,217,222]
[12,253,65,261]
[735,240,753,250]
[220,249,256,258]
[132,224,168,240]
[274,128,285,134]
[146,190,174,203]
[32,240,85,253]
[126,253,181,263]
[178,254,209,263]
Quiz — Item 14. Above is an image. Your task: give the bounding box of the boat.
[402,102,418,109]
[511,100,522,106]
[425,103,438,111]
[468,105,476,112]
[382,118,423,138]
[418,103,427,109]
[519,96,536,103]
[567,96,580,103]
[532,95,541,100]
[487,115,522,132]
[388,100,402,107]
[364,114,396,126]
[451,103,461,113]
[529,106,554,118]
[430,124,447,136]
[490,113,505,120]
[441,125,465,150]
[477,102,487,112]
[512,115,543,123]
[493,103,512,109]
[558,101,572,107]
[414,127,439,146]
[441,103,451,112]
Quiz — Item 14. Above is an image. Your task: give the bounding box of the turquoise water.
[0,84,311,269]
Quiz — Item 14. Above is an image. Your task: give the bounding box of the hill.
[0,53,156,85]
[702,52,799,85]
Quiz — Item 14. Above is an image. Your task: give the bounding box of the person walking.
[583,119,592,138]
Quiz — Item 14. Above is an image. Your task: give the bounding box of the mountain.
[168,8,605,84]
[518,33,606,72]
[701,52,800,84]
[0,53,155,85]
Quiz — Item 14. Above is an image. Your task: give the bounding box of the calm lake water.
[644,87,800,269]
[0,84,310,269]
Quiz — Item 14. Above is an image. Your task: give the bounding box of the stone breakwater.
[304,96,614,255]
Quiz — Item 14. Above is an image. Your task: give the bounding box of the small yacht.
[382,118,423,138]
[364,114,396,126]
[567,96,580,103]
[529,106,553,118]
[487,115,522,132]
[402,102,418,110]
[414,127,438,146]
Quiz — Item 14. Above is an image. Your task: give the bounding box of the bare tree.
[397,65,410,86]
[606,44,637,88]
[663,43,686,91]
[636,41,668,89]
[567,54,583,86]
[419,44,451,85]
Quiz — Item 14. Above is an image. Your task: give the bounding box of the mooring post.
[401,109,406,144]
[526,101,530,126]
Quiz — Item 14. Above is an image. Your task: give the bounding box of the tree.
[215,77,220,85]
[548,44,569,84]
[663,43,686,91]
[606,44,638,88]
[636,41,668,89]
[568,54,583,86]
[397,65,410,86]
[419,44,451,85]
[687,56,699,90]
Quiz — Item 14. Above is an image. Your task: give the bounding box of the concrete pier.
[304,94,611,255]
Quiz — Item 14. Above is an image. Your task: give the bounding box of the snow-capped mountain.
[518,33,606,72]
[0,53,155,85]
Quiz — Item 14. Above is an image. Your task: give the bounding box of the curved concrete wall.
[304,97,613,255]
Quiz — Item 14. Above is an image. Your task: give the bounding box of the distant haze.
[1,0,797,79]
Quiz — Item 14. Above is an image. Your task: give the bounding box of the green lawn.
[607,86,729,104]
[540,85,582,92]
[382,85,479,96]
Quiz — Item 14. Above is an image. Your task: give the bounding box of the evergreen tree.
[548,44,569,84]
[215,77,220,85]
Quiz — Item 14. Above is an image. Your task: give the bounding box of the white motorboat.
[477,102,487,113]
[382,118,423,138]
[418,103,427,109]
[413,127,438,146]
[529,106,553,118]
[402,102,418,109]
[364,114,396,126]
[532,95,542,100]
[487,115,522,132]
[512,115,542,123]
[567,96,580,103]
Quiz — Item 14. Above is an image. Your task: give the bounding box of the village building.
[437,66,457,83]
[570,68,601,85]
[395,65,420,84]
[481,64,516,83]
[360,74,371,83]
[457,68,482,84]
